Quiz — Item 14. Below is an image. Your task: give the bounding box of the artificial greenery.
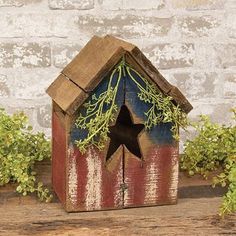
[75,63,121,153]
[0,108,52,202]
[181,109,236,216]
[75,58,188,153]
[126,66,188,140]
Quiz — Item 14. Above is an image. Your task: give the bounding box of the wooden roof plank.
[46,74,88,115]
[104,35,136,52]
[47,35,192,114]
[126,45,193,113]
[125,52,193,113]
[167,86,193,114]
[103,36,172,92]
[62,36,126,92]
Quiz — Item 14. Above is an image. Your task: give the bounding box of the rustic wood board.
[0,161,235,236]
[0,197,235,236]
[47,35,192,115]
[46,74,88,115]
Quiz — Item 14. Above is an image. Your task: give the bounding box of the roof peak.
[47,35,192,115]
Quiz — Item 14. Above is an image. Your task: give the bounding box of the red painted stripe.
[124,145,178,207]
[68,146,88,210]
[101,149,123,209]
[124,149,147,207]
[150,145,177,204]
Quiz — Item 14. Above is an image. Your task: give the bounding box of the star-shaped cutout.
[106,105,144,162]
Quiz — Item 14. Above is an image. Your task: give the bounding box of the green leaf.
[181,109,236,217]
[0,108,52,202]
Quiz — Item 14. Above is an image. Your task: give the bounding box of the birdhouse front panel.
[46,35,192,212]
[63,59,178,212]
[123,67,178,207]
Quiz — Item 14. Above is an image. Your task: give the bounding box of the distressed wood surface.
[47,35,192,115]
[65,145,124,212]
[53,54,189,212]
[64,75,126,212]
[63,67,180,212]
[104,35,192,113]
[0,161,235,236]
[52,108,67,206]
[129,46,193,113]
[46,74,88,115]
[123,67,179,207]
[62,36,126,93]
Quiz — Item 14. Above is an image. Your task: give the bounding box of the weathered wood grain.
[105,35,192,113]
[104,35,136,52]
[0,162,231,235]
[65,145,124,212]
[62,36,126,93]
[46,74,88,115]
[46,35,194,215]
[47,35,192,115]
[129,47,193,113]
[52,109,67,206]
[0,160,227,204]
[0,192,235,236]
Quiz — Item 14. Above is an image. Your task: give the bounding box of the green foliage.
[126,66,188,140]
[75,61,122,153]
[0,108,52,202]
[181,109,236,216]
[75,58,188,153]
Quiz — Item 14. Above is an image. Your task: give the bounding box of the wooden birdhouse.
[46,35,192,212]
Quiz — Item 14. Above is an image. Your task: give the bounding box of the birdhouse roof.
[46,35,193,115]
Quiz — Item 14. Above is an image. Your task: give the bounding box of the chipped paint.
[169,150,179,201]
[178,15,219,37]
[0,42,50,68]
[144,43,195,69]
[114,160,124,207]
[85,147,102,210]
[144,162,157,204]
[68,145,78,206]
[77,14,173,38]
[123,174,130,206]
[0,74,10,98]
[49,0,94,10]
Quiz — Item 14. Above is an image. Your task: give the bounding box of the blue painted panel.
[125,69,174,145]
[70,70,125,144]
[70,63,174,145]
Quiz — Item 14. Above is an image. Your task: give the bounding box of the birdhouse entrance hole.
[106,105,144,161]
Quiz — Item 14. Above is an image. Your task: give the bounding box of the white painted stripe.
[85,147,102,211]
[144,162,158,204]
[123,174,130,206]
[114,161,123,207]
[169,148,179,200]
[144,148,160,204]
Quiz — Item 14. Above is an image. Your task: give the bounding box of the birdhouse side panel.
[123,71,179,207]
[66,72,125,212]
[52,110,67,206]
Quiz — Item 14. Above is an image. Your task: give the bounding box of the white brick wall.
[0,0,235,138]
